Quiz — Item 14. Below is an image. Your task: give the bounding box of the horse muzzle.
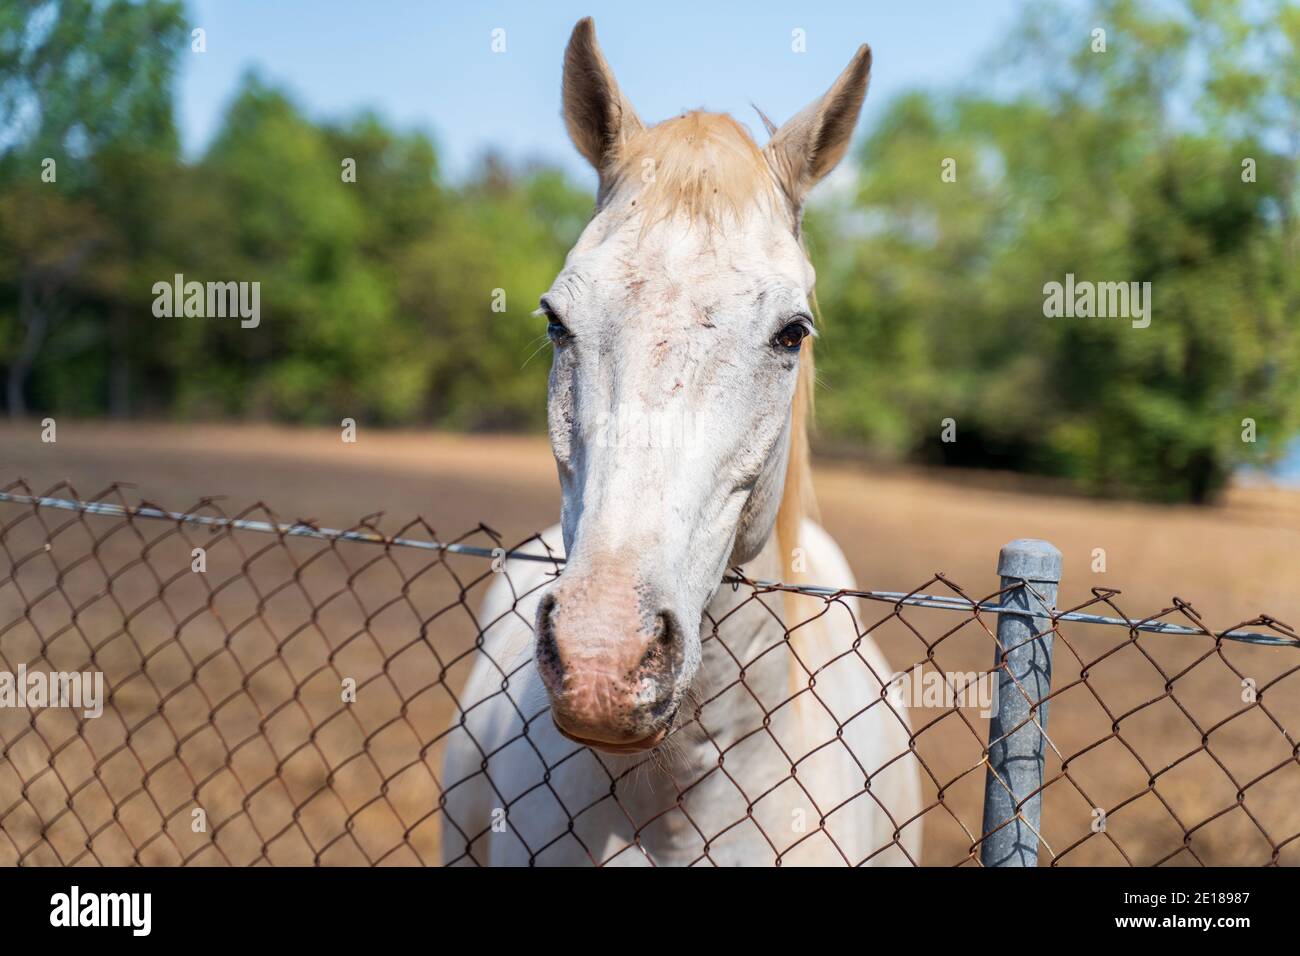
[534,579,689,754]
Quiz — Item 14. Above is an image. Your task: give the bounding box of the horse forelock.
[605,111,783,228]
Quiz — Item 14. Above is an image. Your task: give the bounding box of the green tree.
[0,0,186,416]
[810,0,1300,501]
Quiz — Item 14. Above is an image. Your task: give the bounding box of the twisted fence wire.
[0,479,1297,866]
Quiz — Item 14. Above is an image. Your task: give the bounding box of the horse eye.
[542,305,571,344]
[546,318,571,343]
[773,320,810,351]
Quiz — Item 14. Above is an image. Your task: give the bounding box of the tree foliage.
[1,0,1297,502]
[808,0,1300,500]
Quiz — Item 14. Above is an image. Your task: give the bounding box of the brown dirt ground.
[1,421,1297,866]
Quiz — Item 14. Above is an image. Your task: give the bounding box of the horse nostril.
[639,610,680,673]
[535,595,562,675]
[655,611,674,647]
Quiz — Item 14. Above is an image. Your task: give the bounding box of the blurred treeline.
[1,0,1298,502]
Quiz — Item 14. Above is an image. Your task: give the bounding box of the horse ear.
[764,44,872,207]
[562,17,643,174]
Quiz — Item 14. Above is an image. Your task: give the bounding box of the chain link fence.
[0,478,1297,866]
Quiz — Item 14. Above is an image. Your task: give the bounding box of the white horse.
[441,18,921,866]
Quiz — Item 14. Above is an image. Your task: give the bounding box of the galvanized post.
[980,538,1061,867]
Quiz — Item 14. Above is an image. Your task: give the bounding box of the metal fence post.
[980,538,1061,867]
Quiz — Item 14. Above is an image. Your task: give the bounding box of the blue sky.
[179,0,1029,185]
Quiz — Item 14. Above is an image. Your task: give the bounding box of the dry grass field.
[1,421,1297,866]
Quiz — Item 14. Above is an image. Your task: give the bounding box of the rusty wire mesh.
[0,478,1297,866]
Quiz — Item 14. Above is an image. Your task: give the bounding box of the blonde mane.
[606,110,817,593]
